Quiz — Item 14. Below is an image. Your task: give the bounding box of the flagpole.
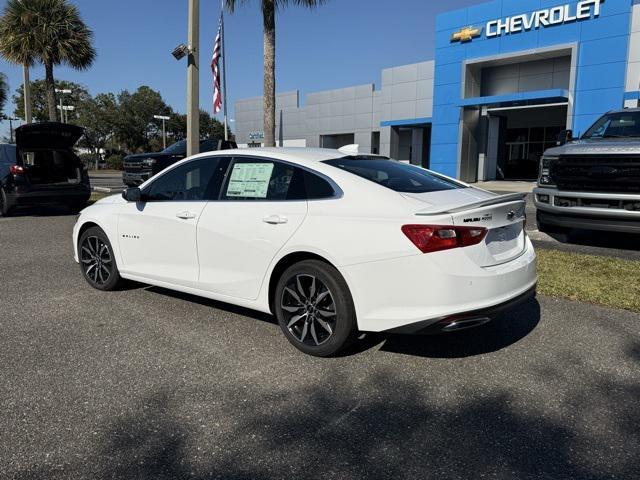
[221,3,229,141]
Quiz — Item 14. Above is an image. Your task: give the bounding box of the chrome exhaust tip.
[441,317,491,332]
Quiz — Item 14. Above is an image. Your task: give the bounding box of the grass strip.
[537,248,640,314]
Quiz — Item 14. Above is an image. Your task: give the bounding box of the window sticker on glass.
[226,162,274,198]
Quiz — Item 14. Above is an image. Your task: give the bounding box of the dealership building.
[234,0,640,182]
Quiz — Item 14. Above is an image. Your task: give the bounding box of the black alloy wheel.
[78,227,123,291]
[275,260,357,357]
[281,273,337,347]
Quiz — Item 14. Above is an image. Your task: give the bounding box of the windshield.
[162,140,187,154]
[583,111,640,139]
[324,157,464,193]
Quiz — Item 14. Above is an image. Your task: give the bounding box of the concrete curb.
[92,187,117,193]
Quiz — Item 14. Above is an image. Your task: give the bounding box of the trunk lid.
[14,123,86,187]
[406,189,527,267]
[15,122,84,150]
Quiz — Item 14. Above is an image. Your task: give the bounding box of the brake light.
[9,165,26,175]
[401,224,488,253]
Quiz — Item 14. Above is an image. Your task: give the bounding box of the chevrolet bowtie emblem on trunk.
[451,26,482,42]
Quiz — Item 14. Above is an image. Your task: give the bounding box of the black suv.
[0,122,91,216]
[123,138,237,187]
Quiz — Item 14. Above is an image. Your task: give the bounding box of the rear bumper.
[343,236,537,332]
[534,187,640,233]
[6,186,90,208]
[386,284,536,334]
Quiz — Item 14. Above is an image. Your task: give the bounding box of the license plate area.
[485,223,524,263]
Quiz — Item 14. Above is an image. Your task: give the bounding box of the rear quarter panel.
[256,169,454,316]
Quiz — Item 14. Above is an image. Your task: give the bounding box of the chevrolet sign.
[451,26,482,42]
[451,0,603,43]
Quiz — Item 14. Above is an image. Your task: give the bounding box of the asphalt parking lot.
[89,171,125,193]
[1,213,639,479]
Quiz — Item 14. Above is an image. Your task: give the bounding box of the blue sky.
[0,0,486,137]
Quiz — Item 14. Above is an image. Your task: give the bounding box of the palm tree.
[225,0,326,147]
[0,73,8,113]
[0,0,96,122]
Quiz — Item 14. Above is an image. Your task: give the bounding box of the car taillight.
[9,165,26,175]
[401,224,488,253]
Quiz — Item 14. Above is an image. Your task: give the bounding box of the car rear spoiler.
[217,139,238,150]
[415,192,527,216]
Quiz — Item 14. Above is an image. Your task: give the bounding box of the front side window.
[324,157,463,193]
[144,157,229,201]
[583,111,640,139]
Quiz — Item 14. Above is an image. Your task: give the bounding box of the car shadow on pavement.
[145,286,278,326]
[143,286,540,359]
[358,297,541,359]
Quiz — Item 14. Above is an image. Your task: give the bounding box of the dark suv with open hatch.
[0,122,90,216]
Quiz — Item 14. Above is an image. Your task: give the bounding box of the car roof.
[189,147,347,166]
[607,108,640,114]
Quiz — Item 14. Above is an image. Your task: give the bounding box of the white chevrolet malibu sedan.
[73,147,536,356]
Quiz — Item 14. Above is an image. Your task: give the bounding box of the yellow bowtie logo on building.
[451,26,482,43]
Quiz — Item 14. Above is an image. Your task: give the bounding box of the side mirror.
[557,129,573,146]
[122,187,142,202]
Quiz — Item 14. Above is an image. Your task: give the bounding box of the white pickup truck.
[534,109,640,234]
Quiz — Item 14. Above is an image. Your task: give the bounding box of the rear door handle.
[262,214,288,225]
[176,211,197,220]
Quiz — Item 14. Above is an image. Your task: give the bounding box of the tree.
[225,0,326,147]
[113,86,173,152]
[0,73,7,113]
[0,0,95,122]
[76,93,118,166]
[13,79,90,122]
[167,110,230,143]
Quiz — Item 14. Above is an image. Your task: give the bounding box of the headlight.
[142,158,156,167]
[538,156,558,186]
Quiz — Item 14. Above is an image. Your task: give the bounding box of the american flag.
[211,17,223,114]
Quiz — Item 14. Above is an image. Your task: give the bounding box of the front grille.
[550,155,640,193]
[123,161,142,171]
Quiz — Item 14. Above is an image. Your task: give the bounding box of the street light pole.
[3,116,18,143]
[186,0,200,157]
[154,115,171,149]
[57,105,75,124]
[221,9,229,142]
[55,88,72,123]
[22,65,32,124]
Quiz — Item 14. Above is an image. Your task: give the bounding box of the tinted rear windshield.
[324,157,463,193]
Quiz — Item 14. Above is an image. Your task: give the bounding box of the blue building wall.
[431,0,633,178]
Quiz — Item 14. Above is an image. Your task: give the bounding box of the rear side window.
[222,158,334,201]
[324,158,463,193]
[302,170,335,199]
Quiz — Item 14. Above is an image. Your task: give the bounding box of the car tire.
[274,259,358,357]
[0,188,13,217]
[78,226,123,291]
